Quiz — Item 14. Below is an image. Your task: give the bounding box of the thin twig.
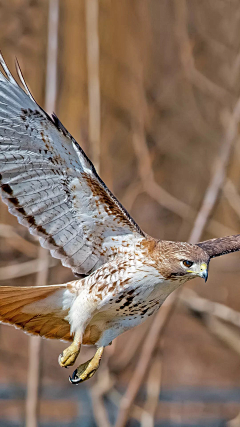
[109,388,147,422]
[26,2,59,426]
[45,0,59,114]
[223,179,240,219]
[91,368,115,427]
[26,247,49,427]
[45,0,59,115]
[191,310,240,357]
[120,181,143,212]
[175,0,237,244]
[85,0,101,172]
[174,0,231,103]
[179,292,240,359]
[85,3,110,426]
[111,321,150,372]
[189,111,240,243]
[132,129,193,219]
[140,352,162,427]
[26,336,42,427]
[207,219,237,238]
[0,257,56,281]
[0,223,38,258]
[179,289,240,329]
[131,119,238,238]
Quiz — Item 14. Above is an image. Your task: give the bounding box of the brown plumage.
[197,234,240,258]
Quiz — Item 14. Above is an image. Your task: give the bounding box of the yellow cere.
[200,263,207,271]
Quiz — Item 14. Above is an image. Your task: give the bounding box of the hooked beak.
[200,263,208,282]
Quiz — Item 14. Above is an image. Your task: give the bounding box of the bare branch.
[26,247,49,427]
[188,308,240,358]
[109,388,147,423]
[223,179,240,218]
[179,290,240,359]
[179,289,240,329]
[45,0,59,115]
[26,335,42,427]
[120,181,143,212]
[140,352,162,427]
[111,321,149,372]
[0,257,57,281]
[174,0,231,102]
[85,0,101,172]
[131,122,238,238]
[26,2,59,426]
[132,129,193,219]
[91,368,115,427]
[0,223,38,258]
[189,109,240,243]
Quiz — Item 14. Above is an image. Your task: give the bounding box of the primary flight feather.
[0,55,239,384]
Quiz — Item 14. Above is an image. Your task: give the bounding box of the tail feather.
[0,284,72,342]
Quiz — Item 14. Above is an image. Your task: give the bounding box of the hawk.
[0,55,239,384]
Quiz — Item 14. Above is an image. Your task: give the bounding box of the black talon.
[69,369,83,385]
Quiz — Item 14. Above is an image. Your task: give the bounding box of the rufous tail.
[0,284,72,341]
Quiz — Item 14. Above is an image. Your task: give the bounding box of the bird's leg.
[69,346,104,384]
[58,331,81,368]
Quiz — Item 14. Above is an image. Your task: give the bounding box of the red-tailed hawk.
[0,55,239,384]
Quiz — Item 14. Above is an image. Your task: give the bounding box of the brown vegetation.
[1,1,240,426]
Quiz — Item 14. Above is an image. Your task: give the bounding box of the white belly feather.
[65,255,183,347]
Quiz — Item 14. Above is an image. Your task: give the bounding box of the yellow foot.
[58,342,81,368]
[69,346,104,384]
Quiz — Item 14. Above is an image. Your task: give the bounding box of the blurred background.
[1,0,240,426]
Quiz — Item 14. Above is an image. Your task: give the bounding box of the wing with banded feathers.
[0,55,144,275]
[197,234,240,258]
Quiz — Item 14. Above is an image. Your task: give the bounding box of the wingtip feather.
[15,57,35,101]
[0,52,18,86]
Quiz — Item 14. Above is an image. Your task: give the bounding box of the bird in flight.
[0,54,239,384]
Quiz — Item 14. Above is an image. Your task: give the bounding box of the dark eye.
[183,260,193,268]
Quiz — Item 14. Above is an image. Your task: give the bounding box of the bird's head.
[154,240,210,283]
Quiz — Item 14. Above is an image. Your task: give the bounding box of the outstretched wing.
[0,55,145,275]
[197,234,240,258]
